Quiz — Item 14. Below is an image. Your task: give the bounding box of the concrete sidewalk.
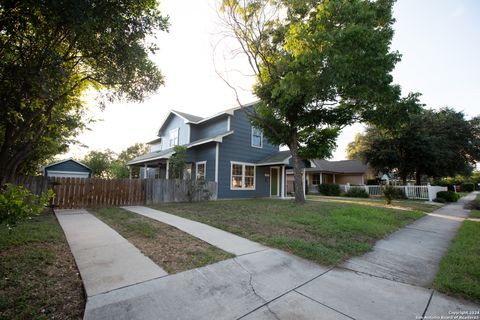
[55,209,167,297]
[342,192,477,287]
[84,199,479,319]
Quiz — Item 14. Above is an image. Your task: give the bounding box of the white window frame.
[230,161,256,190]
[251,126,263,148]
[196,161,206,181]
[169,128,179,147]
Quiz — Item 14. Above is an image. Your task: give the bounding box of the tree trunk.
[289,130,305,203]
[415,170,421,185]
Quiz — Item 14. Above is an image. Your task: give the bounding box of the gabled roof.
[156,102,260,136]
[171,110,204,123]
[307,159,367,174]
[256,151,292,166]
[43,158,91,170]
[128,131,234,165]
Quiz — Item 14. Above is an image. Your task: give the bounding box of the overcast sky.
[67,0,480,160]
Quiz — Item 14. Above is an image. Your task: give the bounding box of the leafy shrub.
[433,197,446,203]
[461,183,474,192]
[318,183,340,196]
[436,191,460,203]
[447,185,455,192]
[344,188,369,198]
[383,186,406,204]
[0,184,53,228]
[366,179,379,185]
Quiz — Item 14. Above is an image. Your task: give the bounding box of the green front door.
[271,168,279,196]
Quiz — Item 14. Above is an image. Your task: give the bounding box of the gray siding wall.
[190,115,228,141]
[158,114,190,149]
[217,108,279,198]
[46,160,91,174]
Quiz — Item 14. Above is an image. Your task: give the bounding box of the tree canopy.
[0,0,168,182]
[220,0,400,202]
[350,107,480,184]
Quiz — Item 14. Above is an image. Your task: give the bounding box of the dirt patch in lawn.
[0,213,85,320]
[89,208,233,273]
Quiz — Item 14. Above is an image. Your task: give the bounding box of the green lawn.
[470,194,480,218]
[89,208,233,273]
[434,221,480,302]
[307,195,441,213]
[0,212,84,320]
[151,199,424,266]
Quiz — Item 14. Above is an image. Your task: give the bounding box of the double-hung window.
[169,128,179,147]
[231,162,255,190]
[196,161,206,180]
[312,174,321,185]
[251,126,263,148]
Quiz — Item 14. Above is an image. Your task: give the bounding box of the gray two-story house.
[127,104,292,199]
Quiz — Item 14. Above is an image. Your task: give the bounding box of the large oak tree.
[220,0,400,202]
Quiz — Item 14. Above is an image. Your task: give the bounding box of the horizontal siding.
[190,115,228,141]
[217,108,279,198]
[159,114,189,149]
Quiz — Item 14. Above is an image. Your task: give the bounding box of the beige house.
[287,159,368,194]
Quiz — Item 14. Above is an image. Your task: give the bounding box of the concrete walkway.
[55,209,167,297]
[342,192,476,287]
[83,199,479,319]
[123,206,267,256]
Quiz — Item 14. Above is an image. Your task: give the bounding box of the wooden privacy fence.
[6,176,217,209]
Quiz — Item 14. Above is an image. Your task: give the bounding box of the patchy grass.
[434,221,480,302]
[0,212,84,320]
[89,208,233,273]
[151,199,424,266]
[308,195,441,213]
[469,194,480,218]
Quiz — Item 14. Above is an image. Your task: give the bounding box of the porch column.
[320,172,323,184]
[129,166,132,179]
[143,163,148,179]
[281,165,285,198]
[302,169,306,197]
[166,160,169,180]
[333,174,336,184]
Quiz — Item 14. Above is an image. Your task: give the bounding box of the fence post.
[364,185,369,194]
[427,183,433,202]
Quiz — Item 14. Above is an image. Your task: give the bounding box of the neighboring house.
[128,104,368,198]
[43,159,92,178]
[286,159,368,194]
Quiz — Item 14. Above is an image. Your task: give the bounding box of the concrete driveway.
[57,196,480,320]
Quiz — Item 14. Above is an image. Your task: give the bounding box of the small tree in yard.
[168,146,188,180]
[219,0,401,203]
[169,146,211,202]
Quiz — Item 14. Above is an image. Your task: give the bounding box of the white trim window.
[196,161,206,180]
[312,174,321,185]
[169,128,179,147]
[251,126,263,148]
[231,162,256,190]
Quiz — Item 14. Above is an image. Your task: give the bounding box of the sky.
[67,0,480,160]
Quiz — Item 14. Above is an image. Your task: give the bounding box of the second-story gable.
[190,114,229,141]
[157,112,191,150]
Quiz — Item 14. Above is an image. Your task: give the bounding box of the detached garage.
[43,159,92,178]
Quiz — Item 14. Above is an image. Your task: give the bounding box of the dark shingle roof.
[309,159,367,173]
[256,151,292,165]
[172,110,204,123]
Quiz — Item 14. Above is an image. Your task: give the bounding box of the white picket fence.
[339,184,447,201]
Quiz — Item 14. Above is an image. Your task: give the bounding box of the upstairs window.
[196,161,206,180]
[169,128,179,147]
[231,162,255,190]
[251,126,263,148]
